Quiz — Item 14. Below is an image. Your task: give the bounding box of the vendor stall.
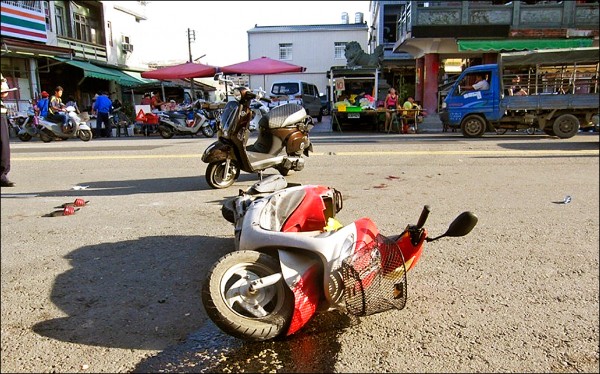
[328,66,379,131]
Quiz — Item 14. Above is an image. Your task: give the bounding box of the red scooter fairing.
[277,185,410,335]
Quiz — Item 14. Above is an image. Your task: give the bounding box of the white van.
[269,81,323,122]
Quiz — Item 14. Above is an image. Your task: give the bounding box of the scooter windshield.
[220,101,239,132]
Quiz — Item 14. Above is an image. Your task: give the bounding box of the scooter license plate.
[348,113,360,119]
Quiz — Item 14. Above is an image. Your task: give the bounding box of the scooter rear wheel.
[40,130,53,143]
[18,133,32,142]
[158,125,175,139]
[205,161,240,189]
[202,250,294,341]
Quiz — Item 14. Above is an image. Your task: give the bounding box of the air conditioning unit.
[122,43,134,53]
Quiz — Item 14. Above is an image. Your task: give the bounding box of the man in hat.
[1,73,18,187]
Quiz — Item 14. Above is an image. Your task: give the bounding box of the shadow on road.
[32,233,353,372]
[32,235,229,350]
[498,139,599,152]
[1,174,262,198]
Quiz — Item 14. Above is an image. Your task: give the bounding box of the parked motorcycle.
[201,86,314,189]
[8,107,39,141]
[249,88,271,132]
[202,175,478,341]
[156,100,216,139]
[18,106,92,142]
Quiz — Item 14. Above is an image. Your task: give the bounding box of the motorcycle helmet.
[41,91,49,98]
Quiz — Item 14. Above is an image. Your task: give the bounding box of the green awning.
[100,67,147,87]
[121,70,159,85]
[54,58,121,82]
[457,39,593,52]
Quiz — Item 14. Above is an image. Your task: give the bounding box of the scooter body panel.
[201,141,232,163]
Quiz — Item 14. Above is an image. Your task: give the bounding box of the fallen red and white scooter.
[202,176,478,341]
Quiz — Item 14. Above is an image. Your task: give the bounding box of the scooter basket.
[341,234,407,316]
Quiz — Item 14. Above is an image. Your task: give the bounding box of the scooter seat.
[266,104,305,129]
[165,111,188,119]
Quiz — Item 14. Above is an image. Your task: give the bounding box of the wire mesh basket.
[341,234,407,316]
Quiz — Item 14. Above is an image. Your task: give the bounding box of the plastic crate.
[337,104,347,112]
[346,106,362,112]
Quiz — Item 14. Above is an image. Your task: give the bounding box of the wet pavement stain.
[133,310,357,373]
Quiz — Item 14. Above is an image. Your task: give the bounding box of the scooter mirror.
[427,211,478,242]
[444,211,478,237]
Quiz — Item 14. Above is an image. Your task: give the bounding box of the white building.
[246,14,369,95]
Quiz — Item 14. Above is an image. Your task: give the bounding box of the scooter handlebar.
[416,205,430,229]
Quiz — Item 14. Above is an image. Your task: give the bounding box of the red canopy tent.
[141,61,218,79]
[220,56,306,75]
[220,56,306,92]
[141,62,219,102]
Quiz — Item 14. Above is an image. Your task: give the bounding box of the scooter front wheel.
[202,250,294,341]
[201,125,215,138]
[78,129,93,142]
[205,161,240,189]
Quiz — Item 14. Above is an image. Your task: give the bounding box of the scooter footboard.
[341,234,407,316]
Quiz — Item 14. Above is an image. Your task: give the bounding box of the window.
[55,5,66,36]
[334,42,347,59]
[74,13,92,42]
[271,83,299,95]
[43,1,52,32]
[279,43,292,60]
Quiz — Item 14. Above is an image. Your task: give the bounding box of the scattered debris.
[55,198,89,208]
[71,185,89,190]
[43,207,80,217]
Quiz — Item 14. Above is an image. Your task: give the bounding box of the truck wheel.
[552,114,579,139]
[461,115,486,138]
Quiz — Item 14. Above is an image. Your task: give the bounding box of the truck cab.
[440,64,501,136]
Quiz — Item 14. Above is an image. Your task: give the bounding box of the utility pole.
[187,28,195,62]
[187,28,196,100]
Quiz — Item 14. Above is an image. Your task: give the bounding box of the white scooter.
[203,176,478,341]
[35,106,93,142]
[156,100,215,139]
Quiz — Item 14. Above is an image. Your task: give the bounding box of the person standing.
[150,91,165,112]
[1,73,18,187]
[140,93,152,105]
[93,91,113,138]
[383,88,399,132]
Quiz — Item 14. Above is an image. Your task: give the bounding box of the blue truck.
[440,48,599,138]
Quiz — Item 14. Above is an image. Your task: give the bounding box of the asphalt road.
[1,128,598,373]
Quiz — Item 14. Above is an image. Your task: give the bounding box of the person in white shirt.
[462,74,490,91]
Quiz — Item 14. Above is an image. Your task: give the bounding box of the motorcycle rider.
[48,86,69,132]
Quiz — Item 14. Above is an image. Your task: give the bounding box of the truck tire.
[552,114,579,139]
[461,115,487,138]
